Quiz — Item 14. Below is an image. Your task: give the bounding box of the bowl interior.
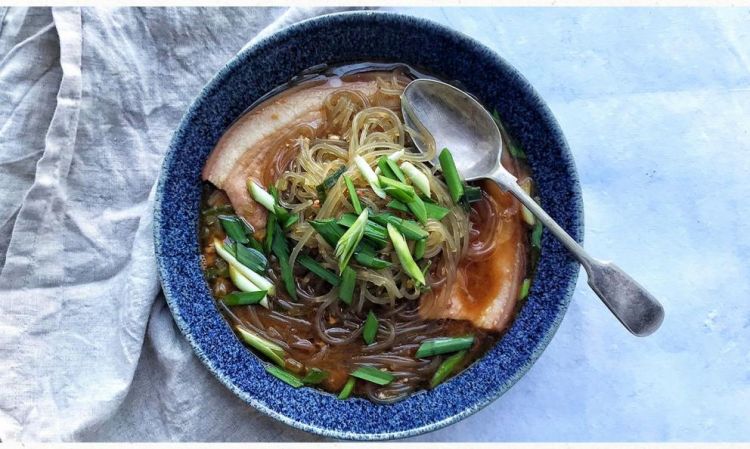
[154,11,583,440]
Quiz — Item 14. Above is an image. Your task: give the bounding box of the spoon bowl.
[402,79,665,337]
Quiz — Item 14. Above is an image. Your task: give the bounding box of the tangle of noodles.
[199,64,533,402]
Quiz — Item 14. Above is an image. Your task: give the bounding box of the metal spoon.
[402,79,664,337]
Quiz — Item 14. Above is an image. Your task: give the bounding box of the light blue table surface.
[382,7,750,442]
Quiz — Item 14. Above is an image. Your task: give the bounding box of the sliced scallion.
[370,213,428,240]
[378,176,416,203]
[363,311,378,345]
[337,377,356,399]
[374,149,404,175]
[334,209,368,272]
[462,185,483,204]
[339,266,356,304]
[298,255,341,286]
[519,278,531,300]
[343,174,362,214]
[531,220,543,250]
[282,213,299,229]
[354,155,386,199]
[248,181,276,212]
[271,223,297,300]
[400,161,430,197]
[354,251,392,269]
[429,350,467,388]
[387,199,409,213]
[338,213,388,245]
[215,238,275,294]
[317,165,347,202]
[424,202,450,221]
[265,364,303,388]
[378,156,407,183]
[351,366,394,386]
[415,335,475,358]
[309,219,345,247]
[407,194,428,224]
[438,148,464,204]
[387,223,426,287]
[236,326,286,367]
[301,367,329,385]
[264,213,276,253]
[223,290,267,306]
[218,215,249,244]
[414,239,426,261]
[235,243,267,273]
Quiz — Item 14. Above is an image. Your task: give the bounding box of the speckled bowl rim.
[154,10,583,441]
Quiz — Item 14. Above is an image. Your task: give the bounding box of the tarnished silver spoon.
[402,79,664,337]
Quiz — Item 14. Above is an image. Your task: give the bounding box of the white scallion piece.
[214,238,276,295]
[400,161,431,197]
[248,180,276,212]
[374,149,404,175]
[354,155,386,199]
[228,266,269,309]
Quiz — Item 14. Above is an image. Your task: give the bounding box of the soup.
[198,63,539,403]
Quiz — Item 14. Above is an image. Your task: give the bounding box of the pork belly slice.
[419,181,526,332]
[202,78,381,230]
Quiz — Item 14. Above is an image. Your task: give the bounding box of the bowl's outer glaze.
[154,11,583,440]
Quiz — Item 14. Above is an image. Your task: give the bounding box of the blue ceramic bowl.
[154,11,583,440]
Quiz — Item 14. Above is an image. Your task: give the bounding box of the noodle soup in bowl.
[155,11,583,440]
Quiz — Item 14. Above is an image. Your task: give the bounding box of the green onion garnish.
[248,180,276,212]
[438,148,464,204]
[370,213,428,240]
[354,250,392,269]
[215,239,275,294]
[282,213,299,229]
[519,278,531,300]
[424,202,450,220]
[301,367,329,385]
[338,213,388,247]
[531,220,543,250]
[265,364,303,388]
[339,266,356,304]
[264,213,276,253]
[218,215,249,244]
[343,174,362,214]
[334,209,368,272]
[309,218,345,247]
[377,156,407,183]
[236,326,286,367]
[235,243,267,273]
[378,175,416,203]
[337,377,356,399]
[271,222,297,300]
[415,335,475,358]
[463,185,483,204]
[387,199,409,213]
[351,366,394,386]
[222,290,267,306]
[407,194,428,224]
[298,255,341,286]
[268,185,290,223]
[228,266,268,309]
[414,239,426,261]
[429,350,467,388]
[354,155,386,199]
[316,165,347,202]
[363,311,378,345]
[400,161,430,197]
[387,223,426,287]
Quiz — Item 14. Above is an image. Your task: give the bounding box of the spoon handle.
[489,168,665,337]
